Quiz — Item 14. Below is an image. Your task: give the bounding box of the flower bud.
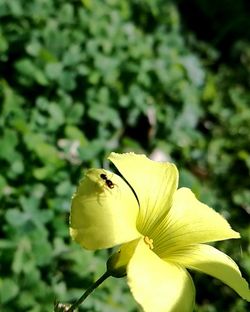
[106,239,140,278]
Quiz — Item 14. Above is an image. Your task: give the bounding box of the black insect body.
[105,179,114,189]
[100,173,107,180]
[100,173,115,189]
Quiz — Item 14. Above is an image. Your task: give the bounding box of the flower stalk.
[54,271,111,312]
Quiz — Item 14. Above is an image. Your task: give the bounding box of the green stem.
[66,271,111,312]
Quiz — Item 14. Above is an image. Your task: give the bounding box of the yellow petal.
[154,188,239,256]
[165,244,250,301]
[70,169,140,250]
[127,239,195,312]
[108,152,178,236]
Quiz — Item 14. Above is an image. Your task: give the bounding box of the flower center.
[144,236,154,250]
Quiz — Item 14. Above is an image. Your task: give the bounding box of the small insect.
[100,173,115,189]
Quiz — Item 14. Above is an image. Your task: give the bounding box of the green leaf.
[0,278,19,304]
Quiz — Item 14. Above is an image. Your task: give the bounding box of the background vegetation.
[0,0,249,311]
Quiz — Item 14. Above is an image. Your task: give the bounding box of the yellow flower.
[70,152,250,312]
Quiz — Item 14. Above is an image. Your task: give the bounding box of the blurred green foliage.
[0,0,249,311]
